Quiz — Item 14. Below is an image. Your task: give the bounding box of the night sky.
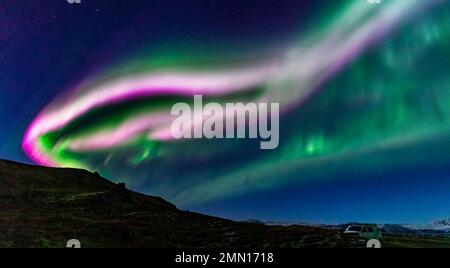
[2,0,450,225]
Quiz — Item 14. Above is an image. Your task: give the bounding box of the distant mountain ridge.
[244,220,450,235]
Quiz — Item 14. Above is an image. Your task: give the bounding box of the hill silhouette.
[5,159,440,248]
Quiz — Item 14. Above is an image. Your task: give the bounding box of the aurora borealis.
[2,0,450,224]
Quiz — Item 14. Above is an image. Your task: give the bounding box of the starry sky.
[2,0,450,225]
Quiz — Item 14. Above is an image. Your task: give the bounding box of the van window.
[348,226,361,232]
[366,227,374,232]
